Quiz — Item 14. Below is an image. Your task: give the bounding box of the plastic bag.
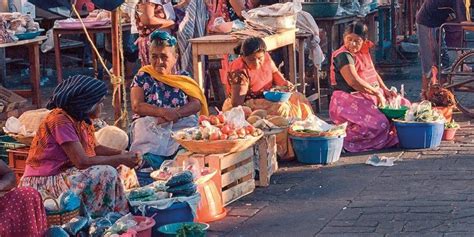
[129,116,197,156]
[58,190,81,212]
[104,214,137,236]
[404,101,444,123]
[223,106,250,130]
[183,157,201,180]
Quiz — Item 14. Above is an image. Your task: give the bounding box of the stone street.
[208,114,474,236]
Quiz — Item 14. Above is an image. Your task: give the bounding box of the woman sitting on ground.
[130,30,208,168]
[222,37,313,159]
[329,21,410,152]
[0,160,47,237]
[19,75,140,218]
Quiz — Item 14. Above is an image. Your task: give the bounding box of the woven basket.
[44,197,80,227]
[174,134,263,154]
[7,133,33,146]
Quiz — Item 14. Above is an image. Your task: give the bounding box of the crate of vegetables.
[173,107,263,155]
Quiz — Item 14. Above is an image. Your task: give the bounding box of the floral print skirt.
[19,165,129,218]
[329,90,406,152]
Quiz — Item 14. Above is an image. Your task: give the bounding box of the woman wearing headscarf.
[0,160,47,237]
[129,30,207,168]
[19,75,141,218]
[329,22,410,152]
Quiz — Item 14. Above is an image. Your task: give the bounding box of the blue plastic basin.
[394,120,444,149]
[290,135,344,164]
[263,91,291,102]
[132,202,194,236]
[158,222,209,237]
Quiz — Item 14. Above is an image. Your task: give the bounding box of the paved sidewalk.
[208,113,474,236]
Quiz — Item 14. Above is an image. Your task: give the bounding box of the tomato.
[237,128,247,138]
[220,133,228,140]
[245,125,256,134]
[209,115,220,125]
[221,125,232,135]
[198,115,209,124]
[209,131,221,141]
[217,113,225,124]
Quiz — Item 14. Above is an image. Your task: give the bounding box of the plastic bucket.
[289,135,344,164]
[196,178,227,223]
[394,120,444,149]
[133,216,156,237]
[442,128,457,141]
[158,222,209,237]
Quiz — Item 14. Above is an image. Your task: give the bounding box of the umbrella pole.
[111,10,122,123]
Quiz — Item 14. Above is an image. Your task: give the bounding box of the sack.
[129,115,197,156]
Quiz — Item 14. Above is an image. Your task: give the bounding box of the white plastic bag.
[129,116,198,156]
[223,106,250,129]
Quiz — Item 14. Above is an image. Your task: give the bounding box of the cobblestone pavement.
[208,113,474,237]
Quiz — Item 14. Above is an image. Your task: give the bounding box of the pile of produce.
[127,181,169,202]
[403,101,445,123]
[174,111,263,141]
[165,171,197,197]
[289,115,346,137]
[0,12,41,43]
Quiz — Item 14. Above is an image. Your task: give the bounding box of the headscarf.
[46,75,107,124]
[149,30,177,47]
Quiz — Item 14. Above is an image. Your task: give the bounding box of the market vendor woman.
[329,21,410,152]
[130,30,208,167]
[222,37,313,159]
[19,75,141,217]
[222,37,313,119]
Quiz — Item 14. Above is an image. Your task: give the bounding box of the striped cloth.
[46,75,107,124]
[177,0,208,75]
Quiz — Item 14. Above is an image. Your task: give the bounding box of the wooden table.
[0,36,46,108]
[189,29,297,90]
[53,24,131,83]
[296,32,320,111]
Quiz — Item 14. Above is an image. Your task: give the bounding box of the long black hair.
[233,37,267,56]
[344,21,368,40]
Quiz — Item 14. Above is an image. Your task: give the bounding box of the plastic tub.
[158,222,209,237]
[394,120,444,149]
[133,216,156,237]
[289,135,344,164]
[379,106,409,119]
[133,202,194,236]
[263,91,291,102]
[302,1,340,18]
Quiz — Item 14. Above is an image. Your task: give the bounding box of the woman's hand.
[375,91,386,108]
[161,108,180,122]
[383,87,397,99]
[120,152,142,168]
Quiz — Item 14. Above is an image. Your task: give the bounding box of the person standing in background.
[416,0,467,99]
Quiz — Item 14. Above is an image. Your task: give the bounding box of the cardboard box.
[0,86,27,113]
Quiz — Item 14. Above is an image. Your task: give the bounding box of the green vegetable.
[176,224,206,237]
[166,171,194,187]
[445,120,460,129]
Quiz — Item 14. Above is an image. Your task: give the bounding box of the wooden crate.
[7,147,29,185]
[7,146,29,171]
[176,147,255,206]
[253,134,278,187]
